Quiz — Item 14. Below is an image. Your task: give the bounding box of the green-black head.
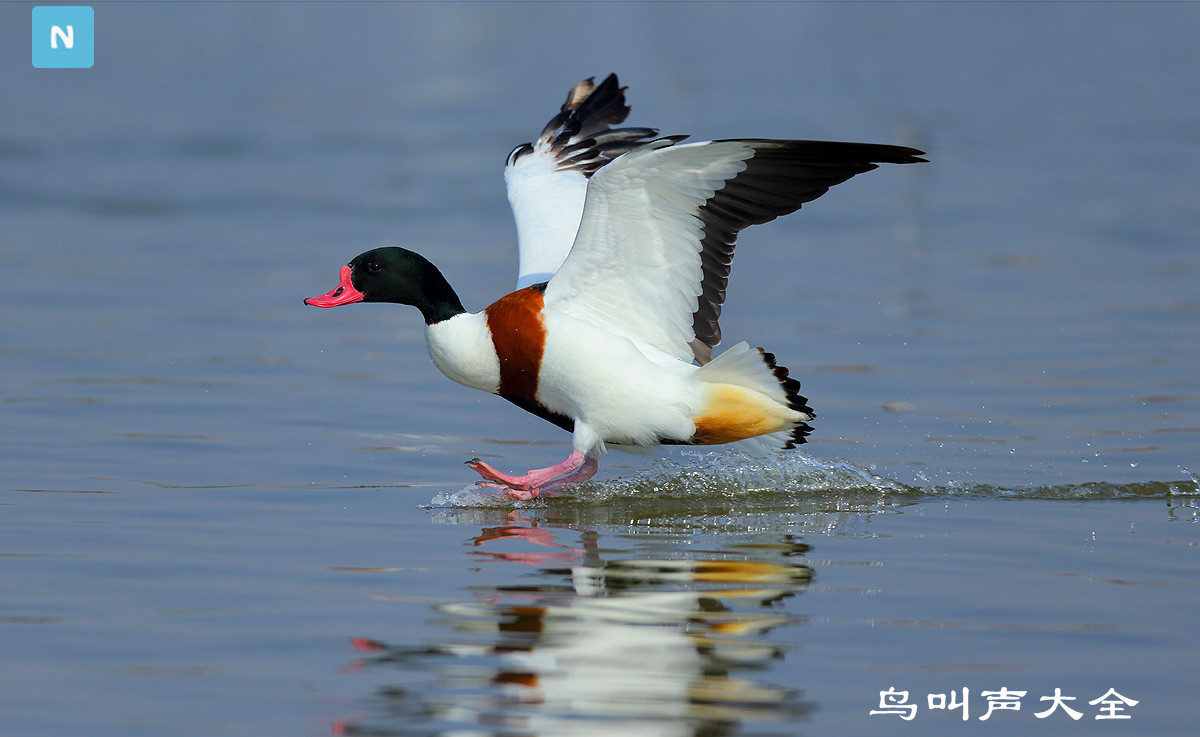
[304,246,465,325]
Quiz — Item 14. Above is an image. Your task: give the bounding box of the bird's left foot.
[468,460,543,499]
[467,452,598,500]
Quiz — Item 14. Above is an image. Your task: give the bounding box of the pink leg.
[467,451,598,499]
[530,458,600,496]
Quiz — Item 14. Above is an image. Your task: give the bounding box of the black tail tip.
[759,348,815,447]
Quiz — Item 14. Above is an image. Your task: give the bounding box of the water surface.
[2,3,1198,736]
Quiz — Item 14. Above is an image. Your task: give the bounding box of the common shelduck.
[306,74,925,499]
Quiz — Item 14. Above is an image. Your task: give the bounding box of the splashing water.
[428,449,1200,508]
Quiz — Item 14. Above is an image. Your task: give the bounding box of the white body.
[536,311,702,451]
[425,310,702,452]
[426,307,801,458]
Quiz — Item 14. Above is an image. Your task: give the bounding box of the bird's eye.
[366,261,382,274]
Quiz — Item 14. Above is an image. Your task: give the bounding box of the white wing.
[545,138,927,362]
[505,148,590,288]
[504,74,666,289]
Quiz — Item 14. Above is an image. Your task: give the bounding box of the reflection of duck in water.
[307,74,925,499]
[341,519,814,736]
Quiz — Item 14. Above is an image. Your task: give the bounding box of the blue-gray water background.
[2,3,1198,736]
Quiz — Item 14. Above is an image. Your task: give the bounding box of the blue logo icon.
[32,6,94,68]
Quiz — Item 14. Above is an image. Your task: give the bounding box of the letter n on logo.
[32,6,94,68]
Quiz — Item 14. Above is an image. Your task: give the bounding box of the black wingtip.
[881,145,928,164]
[718,138,928,166]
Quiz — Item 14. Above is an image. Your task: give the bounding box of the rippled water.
[3,3,1199,736]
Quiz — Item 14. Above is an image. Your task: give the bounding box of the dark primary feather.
[507,73,677,177]
[563,74,631,140]
[688,139,927,363]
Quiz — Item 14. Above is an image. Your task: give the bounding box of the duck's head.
[305,246,465,324]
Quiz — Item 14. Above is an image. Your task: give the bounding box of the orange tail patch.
[691,384,799,445]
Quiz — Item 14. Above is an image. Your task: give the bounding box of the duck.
[306,74,925,499]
